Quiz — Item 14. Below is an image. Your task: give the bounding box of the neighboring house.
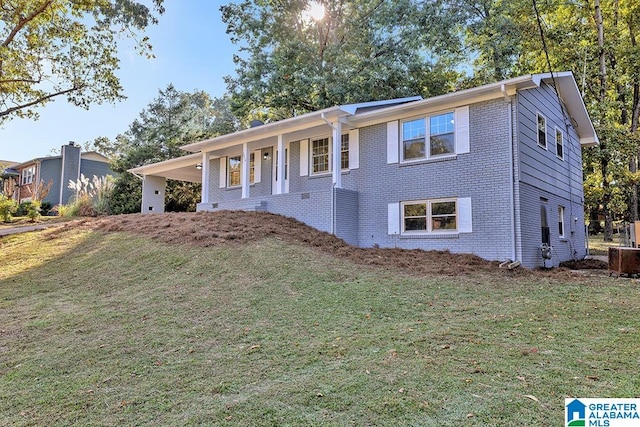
[0,160,19,197]
[130,72,598,268]
[7,142,113,206]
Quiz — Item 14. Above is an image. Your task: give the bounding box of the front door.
[272,143,290,194]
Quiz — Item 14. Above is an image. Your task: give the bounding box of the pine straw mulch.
[54,211,605,279]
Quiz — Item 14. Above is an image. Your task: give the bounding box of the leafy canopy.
[221,0,465,122]
[0,0,164,122]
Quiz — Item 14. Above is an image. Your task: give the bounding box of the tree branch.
[2,0,55,48]
[0,85,79,118]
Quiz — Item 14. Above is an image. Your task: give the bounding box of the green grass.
[2,228,640,426]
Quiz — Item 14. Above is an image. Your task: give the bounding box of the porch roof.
[129,153,202,183]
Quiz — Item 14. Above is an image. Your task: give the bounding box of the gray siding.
[516,83,586,267]
[39,158,62,206]
[80,160,113,181]
[334,188,358,246]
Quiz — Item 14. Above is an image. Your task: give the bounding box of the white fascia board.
[351,76,540,127]
[542,73,599,146]
[180,107,346,153]
[128,152,204,175]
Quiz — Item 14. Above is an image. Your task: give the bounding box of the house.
[1,160,19,197]
[5,142,113,207]
[129,72,597,268]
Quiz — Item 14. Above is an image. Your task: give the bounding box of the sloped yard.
[0,212,634,426]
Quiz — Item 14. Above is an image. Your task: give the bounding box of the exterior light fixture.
[263,152,271,160]
[196,163,202,170]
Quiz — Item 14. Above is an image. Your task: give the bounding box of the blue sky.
[0,0,237,163]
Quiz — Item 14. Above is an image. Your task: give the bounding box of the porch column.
[332,120,342,189]
[141,175,166,213]
[241,142,250,199]
[276,134,286,195]
[201,151,210,204]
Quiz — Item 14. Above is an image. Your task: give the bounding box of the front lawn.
[1,227,638,426]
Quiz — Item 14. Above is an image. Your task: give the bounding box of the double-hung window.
[537,113,547,149]
[558,205,565,238]
[555,128,564,159]
[310,135,350,175]
[21,166,35,185]
[402,112,455,161]
[228,154,255,187]
[311,137,330,174]
[402,199,457,234]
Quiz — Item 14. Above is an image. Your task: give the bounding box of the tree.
[0,0,164,122]
[108,85,240,214]
[221,0,465,122]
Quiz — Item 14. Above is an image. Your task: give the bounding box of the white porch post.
[332,121,342,189]
[141,175,166,213]
[201,151,210,204]
[276,134,286,195]
[241,142,250,199]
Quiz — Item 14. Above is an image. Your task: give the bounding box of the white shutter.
[253,150,261,183]
[455,106,470,154]
[299,139,309,176]
[348,129,359,169]
[219,157,226,188]
[458,197,472,233]
[388,202,400,235]
[387,121,399,164]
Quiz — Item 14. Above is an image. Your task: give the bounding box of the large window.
[537,113,547,149]
[402,199,457,234]
[402,112,454,161]
[228,154,255,187]
[21,166,35,185]
[555,127,564,159]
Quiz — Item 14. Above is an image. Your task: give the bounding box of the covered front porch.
[128,105,359,244]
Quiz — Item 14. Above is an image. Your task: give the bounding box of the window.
[312,137,330,174]
[558,206,565,238]
[21,166,35,185]
[402,199,457,234]
[555,128,564,159]
[537,113,547,149]
[227,153,255,187]
[341,134,349,170]
[402,112,454,161]
[310,135,350,174]
[540,199,550,244]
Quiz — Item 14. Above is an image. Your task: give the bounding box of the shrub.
[64,174,115,217]
[26,200,41,222]
[0,195,18,223]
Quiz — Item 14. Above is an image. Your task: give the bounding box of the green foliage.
[107,85,238,214]
[0,0,165,122]
[26,200,41,222]
[0,194,18,222]
[221,0,465,122]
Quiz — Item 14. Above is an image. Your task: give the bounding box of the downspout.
[321,112,337,235]
[130,171,144,180]
[502,84,518,262]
